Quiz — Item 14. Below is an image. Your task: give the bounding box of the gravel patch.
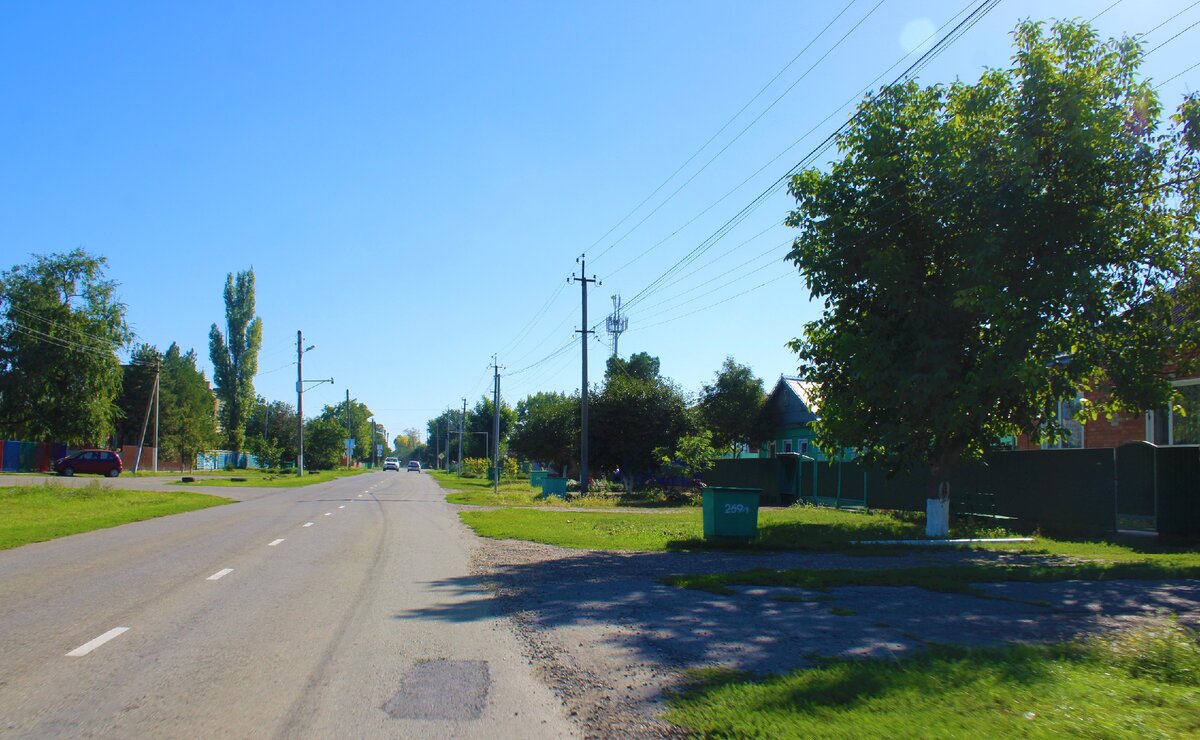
[469,537,1200,738]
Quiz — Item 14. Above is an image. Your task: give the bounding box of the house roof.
[764,375,818,427]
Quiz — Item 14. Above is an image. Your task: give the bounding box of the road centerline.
[66,627,129,657]
[303,522,314,527]
[207,568,234,581]
[268,539,285,546]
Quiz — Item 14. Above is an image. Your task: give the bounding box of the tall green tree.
[209,269,262,453]
[462,397,515,459]
[245,397,298,469]
[698,357,768,457]
[785,20,1196,536]
[509,391,578,473]
[591,370,690,491]
[302,416,345,470]
[159,343,217,470]
[116,343,163,447]
[320,398,374,463]
[0,249,132,444]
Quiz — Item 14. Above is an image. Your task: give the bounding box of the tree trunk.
[925,450,960,538]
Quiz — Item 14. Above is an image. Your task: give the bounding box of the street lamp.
[296,331,333,476]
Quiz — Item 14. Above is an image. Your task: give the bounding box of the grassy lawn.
[172,467,369,488]
[431,469,697,508]
[665,620,1200,738]
[0,482,233,549]
[458,504,930,551]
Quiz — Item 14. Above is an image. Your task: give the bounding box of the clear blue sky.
[2,1,1198,443]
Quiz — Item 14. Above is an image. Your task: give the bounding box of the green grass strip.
[458,505,930,551]
[0,483,233,549]
[664,622,1200,738]
[664,560,1200,595]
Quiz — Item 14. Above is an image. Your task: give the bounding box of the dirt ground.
[469,537,1200,738]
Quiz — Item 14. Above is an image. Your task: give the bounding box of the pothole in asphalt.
[382,659,490,721]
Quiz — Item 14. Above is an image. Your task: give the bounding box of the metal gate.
[1115,441,1157,531]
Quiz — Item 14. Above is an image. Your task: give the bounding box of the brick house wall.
[1016,411,1146,451]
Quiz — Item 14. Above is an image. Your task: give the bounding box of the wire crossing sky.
[2,1,1198,440]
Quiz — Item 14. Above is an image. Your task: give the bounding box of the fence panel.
[1156,446,1200,538]
[982,449,1116,535]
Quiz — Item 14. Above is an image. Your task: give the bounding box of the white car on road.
[383,457,400,472]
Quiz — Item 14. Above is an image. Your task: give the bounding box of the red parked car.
[54,449,123,477]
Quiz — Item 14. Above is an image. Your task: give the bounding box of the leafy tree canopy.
[245,397,297,468]
[591,371,690,490]
[605,352,662,383]
[510,391,578,473]
[698,357,768,457]
[303,416,346,470]
[320,398,375,463]
[159,343,217,469]
[786,20,1198,531]
[0,249,132,444]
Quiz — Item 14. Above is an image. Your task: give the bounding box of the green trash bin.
[530,470,549,487]
[487,467,498,482]
[541,476,568,497]
[702,486,762,541]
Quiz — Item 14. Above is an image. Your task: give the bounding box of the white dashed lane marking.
[324,512,332,516]
[303,522,314,527]
[66,627,129,657]
[268,539,285,546]
[207,569,234,581]
[338,505,345,509]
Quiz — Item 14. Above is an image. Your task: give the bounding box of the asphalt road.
[0,471,576,739]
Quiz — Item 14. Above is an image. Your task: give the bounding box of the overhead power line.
[574,0,1002,337]
[591,0,888,265]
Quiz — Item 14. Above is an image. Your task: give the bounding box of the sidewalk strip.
[67,627,129,657]
[207,568,234,581]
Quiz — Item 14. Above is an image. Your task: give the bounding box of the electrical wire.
[614,0,1197,336]
[591,0,889,264]
[605,0,995,290]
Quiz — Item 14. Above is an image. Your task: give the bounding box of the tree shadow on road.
[391,545,1200,676]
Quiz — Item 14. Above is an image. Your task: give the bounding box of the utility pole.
[605,294,628,358]
[296,331,332,476]
[458,398,465,478]
[492,356,502,495]
[152,358,160,473]
[571,255,599,495]
[133,361,159,474]
[345,389,352,468]
[297,331,305,474]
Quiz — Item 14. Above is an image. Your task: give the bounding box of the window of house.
[1150,380,1200,446]
[1041,396,1084,449]
[782,439,793,453]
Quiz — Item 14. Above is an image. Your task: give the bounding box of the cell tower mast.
[605,294,628,358]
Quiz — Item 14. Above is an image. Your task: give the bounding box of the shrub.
[461,457,488,478]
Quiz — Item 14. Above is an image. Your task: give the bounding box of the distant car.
[383,457,400,472]
[54,449,122,477]
[407,461,421,472]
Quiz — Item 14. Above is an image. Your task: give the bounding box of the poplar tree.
[209,269,262,453]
